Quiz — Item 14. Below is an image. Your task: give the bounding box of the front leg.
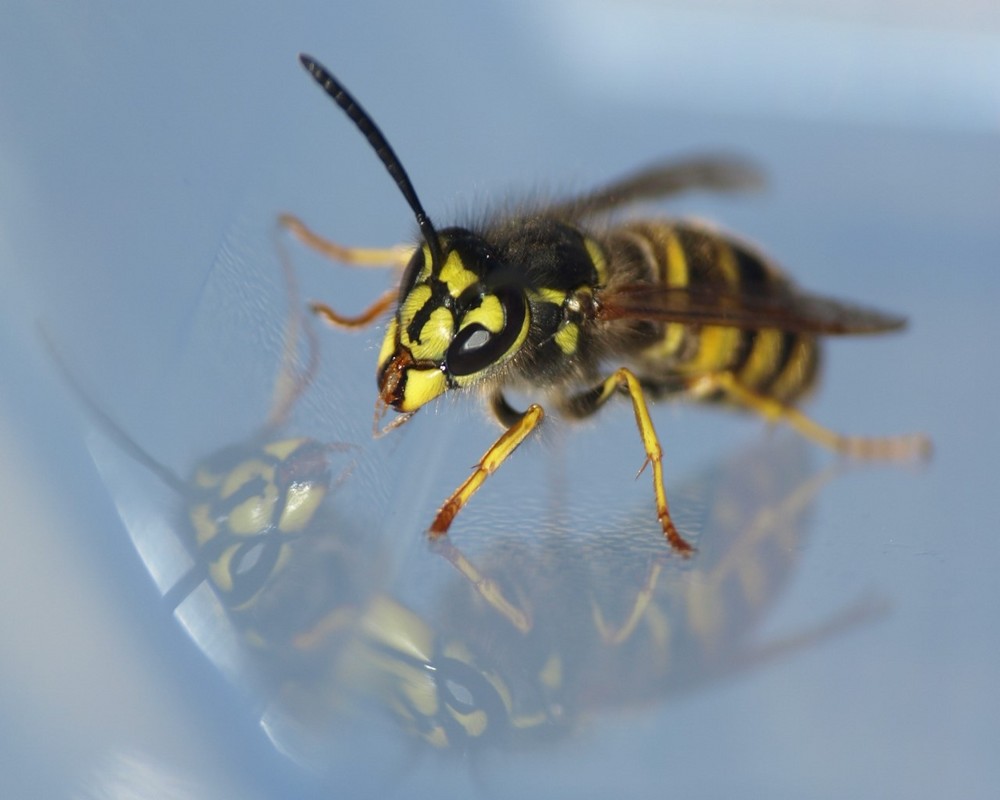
[278,214,413,267]
[563,367,694,557]
[429,395,545,536]
[278,214,412,330]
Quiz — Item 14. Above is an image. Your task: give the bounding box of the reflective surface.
[2,2,998,798]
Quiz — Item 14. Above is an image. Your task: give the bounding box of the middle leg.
[563,367,694,557]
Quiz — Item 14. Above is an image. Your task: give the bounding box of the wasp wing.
[548,157,765,221]
[598,283,907,335]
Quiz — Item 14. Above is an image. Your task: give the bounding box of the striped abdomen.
[601,221,821,404]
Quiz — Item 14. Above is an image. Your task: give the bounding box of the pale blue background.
[1,2,998,798]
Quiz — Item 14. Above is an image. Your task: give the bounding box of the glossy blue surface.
[2,2,997,798]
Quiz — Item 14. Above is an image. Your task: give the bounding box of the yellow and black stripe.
[603,221,820,404]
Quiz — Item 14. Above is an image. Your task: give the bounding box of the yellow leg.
[278,213,413,267]
[592,560,664,645]
[430,404,545,536]
[690,372,932,460]
[279,214,409,331]
[565,367,694,557]
[430,539,532,633]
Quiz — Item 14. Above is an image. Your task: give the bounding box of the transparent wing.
[598,282,907,335]
[548,156,765,220]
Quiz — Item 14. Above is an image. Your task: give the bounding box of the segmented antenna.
[298,54,444,271]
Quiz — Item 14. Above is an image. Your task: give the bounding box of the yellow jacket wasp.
[282,54,930,556]
[43,243,359,666]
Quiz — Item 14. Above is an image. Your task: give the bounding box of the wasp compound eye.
[446,286,528,377]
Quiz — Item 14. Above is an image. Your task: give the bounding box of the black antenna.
[298,54,444,271]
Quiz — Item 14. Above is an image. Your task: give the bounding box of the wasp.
[44,238,359,658]
[282,55,930,556]
[292,437,880,754]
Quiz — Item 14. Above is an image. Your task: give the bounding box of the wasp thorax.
[376,231,531,413]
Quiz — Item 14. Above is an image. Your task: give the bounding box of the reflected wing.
[598,282,907,335]
[548,156,764,220]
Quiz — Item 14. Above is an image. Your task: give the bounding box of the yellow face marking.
[461,294,504,335]
[263,438,307,460]
[399,668,440,717]
[439,251,478,297]
[452,708,488,737]
[398,284,432,335]
[220,459,269,500]
[228,482,279,535]
[377,318,399,371]
[362,596,435,664]
[407,306,454,361]
[208,544,291,611]
[223,542,292,612]
[584,237,608,285]
[439,643,515,736]
[279,483,327,533]
[400,367,447,411]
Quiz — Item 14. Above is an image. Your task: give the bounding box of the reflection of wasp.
[282,55,930,556]
[285,437,879,754]
[44,244,358,669]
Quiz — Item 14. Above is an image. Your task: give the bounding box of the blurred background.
[1,1,998,798]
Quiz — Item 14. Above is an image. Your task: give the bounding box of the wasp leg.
[592,560,665,645]
[685,460,841,649]
[310,289,396,329]
[429,398,545,537]
[430,538,533,633]
[278,214,413,267]
[279,214,406,329]
[689,372,932,460]
[563,367,695,556]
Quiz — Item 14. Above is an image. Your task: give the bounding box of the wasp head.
[376,228,531,413]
